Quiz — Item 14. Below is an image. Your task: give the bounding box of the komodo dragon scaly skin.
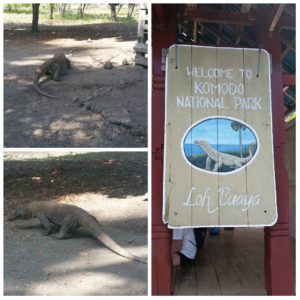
[194,140,255,172]
[33,51,71,98]
[8,202,147,264]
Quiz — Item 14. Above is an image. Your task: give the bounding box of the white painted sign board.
[163,45,277,228]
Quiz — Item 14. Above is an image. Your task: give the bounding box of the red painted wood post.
[152,4,175,295]
[258,6,295,295]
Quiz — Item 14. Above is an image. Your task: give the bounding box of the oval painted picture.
[182,117,259,174]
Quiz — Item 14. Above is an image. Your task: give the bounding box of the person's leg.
[173,252,181,266]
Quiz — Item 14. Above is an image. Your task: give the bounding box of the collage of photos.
[2,2,296,297]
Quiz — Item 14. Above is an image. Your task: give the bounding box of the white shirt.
[173,228,197,259]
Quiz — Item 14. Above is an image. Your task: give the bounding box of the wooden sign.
[163,45,277,228]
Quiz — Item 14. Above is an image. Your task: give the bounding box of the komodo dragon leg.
[206,156,212,170]
[212,158,223,172]
[51,214,81,239]
[50,63,61,81]
[234,160,243,168]
[66,58,71,69]
[35,211,53,236]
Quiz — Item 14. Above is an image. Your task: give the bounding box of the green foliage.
[3,3,30,12]
[285,111,296,123]
[3,5,139,23]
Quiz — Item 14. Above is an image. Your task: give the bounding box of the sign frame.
[163,44,277,229]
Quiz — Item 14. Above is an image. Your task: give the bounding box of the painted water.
[184,144,249,156]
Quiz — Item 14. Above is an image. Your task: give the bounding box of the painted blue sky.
[184,118,257,145]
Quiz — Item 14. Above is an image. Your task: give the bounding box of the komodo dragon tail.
[33,69,58,98]
[83,217,148,264]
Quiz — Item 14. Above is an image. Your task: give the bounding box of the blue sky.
[184,118,257,145]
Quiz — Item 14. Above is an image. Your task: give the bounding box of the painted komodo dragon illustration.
[8,201,147,264]
[33,51,71,98]
[194,140,255,172]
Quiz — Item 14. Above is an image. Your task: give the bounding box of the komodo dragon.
[8,201,147,264]
[33,51,71,98]
[194,140,255,172]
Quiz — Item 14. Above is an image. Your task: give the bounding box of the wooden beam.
[282,64,294,75]
[283,75,296,87]
[155,4,166,26]
[217,4,226,44]
[227,24,255,46]
[278,16,296,30]
[178,8,257,26]
[283,4,295,17]
[282,36,296,59]
[193,21,197,43]
[180,22,208,44]
[201,22,229,45]
[269,4,285,32]
[232,4,251,45]
[241,4,252,13]
[284,106,296,117]
[281,34,295,52]
[201,24,204,36]
[284,90,295,103]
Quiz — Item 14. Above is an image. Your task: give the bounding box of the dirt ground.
[4,22,147,148]
[3,152,148,296]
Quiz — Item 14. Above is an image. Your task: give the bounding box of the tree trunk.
[49,4,53,19]
[127,4,135,19]
[110,4,116,22]
[14,4,18,12]
[117,4,123,13]
[31,4,40,33]
[78,3,86,18]
[58,3,66,16]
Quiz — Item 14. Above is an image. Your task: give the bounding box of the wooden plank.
[220,230,267,295]
[195,242,222,295]
[241,4,251,13]
[193,21,197,43]
[269,4,285,32]
[207,234,244,295]
[173,263,198,295]
[283,75,296,87]
[284,90,295,102]
[229,228,265,284]
[154,4,166,25]
[242,227,264,246]
[179,8,257,26]
[278,16,296,30]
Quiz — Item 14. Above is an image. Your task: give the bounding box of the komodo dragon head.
[8,204,32,221]
[194,140,210,148]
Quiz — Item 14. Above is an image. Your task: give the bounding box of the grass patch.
[3,5,139,24]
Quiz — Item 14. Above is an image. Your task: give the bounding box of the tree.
[57,3,67,16]
[117,4,123,13]
[49,3,54,19]
[231,121,247,158]
[78,3,86,19]
[109,4,118,22]
[4,3,30,12]
[127,4,135,19]
[31,3,40,33]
